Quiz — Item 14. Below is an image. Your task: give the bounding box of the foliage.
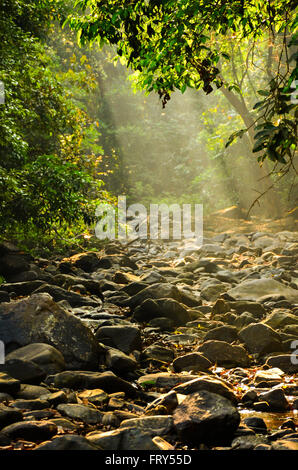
[68,0,297,167]
[0,0,107,238]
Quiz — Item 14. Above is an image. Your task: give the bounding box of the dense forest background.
[0,0,297,254]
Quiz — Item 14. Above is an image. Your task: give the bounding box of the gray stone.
[0,293,100,369]
[86,427,160,450]
[265,354,298,374]
[0,420,57,443]
[174,376,238,404]
[0,373,20,395]
[133,298,190,326]
[258,388,290,411]
[95,325,141,354]
[120,415,173,436]
[6,343,65,375]
[197,340,250,367]
[239,323,283,356]
[226,278,298,303]
[143,344,175,363]
[57,404,103,424]
[0,404,22,430]
[49,370,137,397]
[172,353,212,372]
[173,390,240,446]
[35,434,100,450]
[204,326,239,343]
[105,347,138,373]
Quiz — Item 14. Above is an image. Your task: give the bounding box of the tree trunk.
[220,86,282,217]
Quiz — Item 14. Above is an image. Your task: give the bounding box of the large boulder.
[5,343,65,375]
[132,298,190,325]
[48,371,137,397]
[239,323,283,356]
[95,325,142,354]
[197,340,251,367]
[32,284,100,307]
[123,283,200,310]
[0,293,100,370]
[225,279,298,303]
[173,390,240,446]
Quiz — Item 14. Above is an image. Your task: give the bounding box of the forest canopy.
[69,0,297,167]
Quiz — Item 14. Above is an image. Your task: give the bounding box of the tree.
[0,0,104,234]
[68,0,297,175]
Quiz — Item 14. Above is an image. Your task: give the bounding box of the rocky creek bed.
[0,227,297,451]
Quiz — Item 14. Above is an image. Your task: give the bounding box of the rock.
[172,353,212,372]
[16,384,50,400]
[253,401,271,411]
[204,326,239,343]
[140,271,164,284]
[263,311,298,330]
[0,281,45,297]
[243,417,267,434]
[152,436,175,450]
[56,404,103,424]
[271,439,298,450]
[120,281,149,296]
[147,317,175,330]
[0,359,46,385]
[253,368,284,385]
[0,293,100,369]
[49,371,137,397]
[200,283,230,301]
[66,252,101,272]
[173,391,240,446]
[35,434,100,450]
[145,391,178,414]
[48,418,77,431]
[105,347,138,373]
[42,391,68,406]
[258,388,290,411]
[78,389,109,406]
[12,399,49,411]
[231,435,270,450]
[123,283,190,310]
[53,274,104,299]
[86,427,160,450]
[132,298,190,326]
[225,278,298,303]
[229,301,266,317]
[184,258,219,274]
[0,373,20,395]
[95,325,141,354]
[6,343,66,375]
[143,344,175,363]
[197,340,250,367]
[265,354,298,374]
[239,323,283,356]
[120,416,173,436]
[113,271,140,284]
[0,420,57,443]
[138,373,198,390]
[32,284,100,307]
[173,376,238,404]
[0,254,30,277]
[0,393,13,403]
[0,404,22,430]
